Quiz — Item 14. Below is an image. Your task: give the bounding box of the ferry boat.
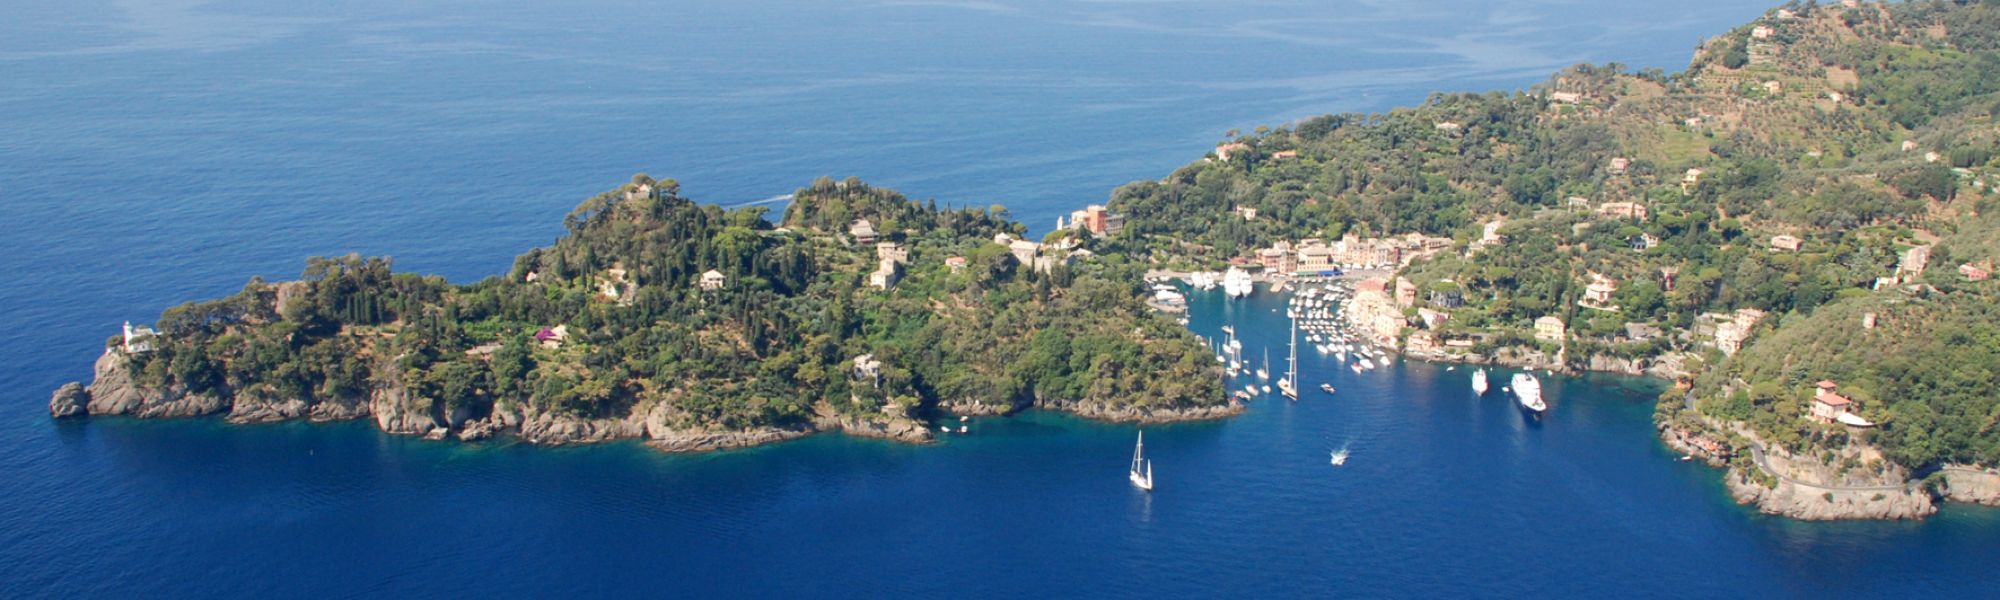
[1512,373,1547,413]
[1129,432,1154,491]
[1472,369,1490,395]
[1223,267,1254,298]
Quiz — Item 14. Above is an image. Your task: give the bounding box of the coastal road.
[1743,445,1916,493]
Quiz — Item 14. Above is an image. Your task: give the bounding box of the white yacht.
[1512,373,1547,413]
[1472,369,1490,396]
[1223,267,1254,298]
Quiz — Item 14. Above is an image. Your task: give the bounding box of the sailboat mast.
[1288,317,1299,390]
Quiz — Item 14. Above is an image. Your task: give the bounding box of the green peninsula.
[51,177,1234,450]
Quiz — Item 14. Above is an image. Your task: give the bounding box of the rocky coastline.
[1331,280,1998,522]
[1655,418,2000,521]
[51,351,1237,452]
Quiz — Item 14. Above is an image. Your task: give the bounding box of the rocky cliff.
[50,349,962,451]
[1726,436,1937,520]
[1036,396,1245,424]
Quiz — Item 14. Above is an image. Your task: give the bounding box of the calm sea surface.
[5,1,1996,597]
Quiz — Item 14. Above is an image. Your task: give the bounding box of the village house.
[853,354,883,390]
[1549,91,1583,105]
[869,258,902,290]
[1257,242,1296,274]
[1624,322,1663,342]
[1215,142,1250,161]
[1682,168,1704,193]
[1418,307,1451,330]
[945,256,967,273]
[535,325,570,349]
[1629,233,1660,251]
[1350,279,1408,347]
[1271,150,1298,160]
[1427,287,1465,308]
[1480,220,1506,246]
[1962,263,1991,281]
[1595,201,1648,221]
[1752,25,1775,39]
[699,269,726,291]
[849,219,877,245]
[1899,245,1930,279]
[1769,235,1802,252]
[1580,273,1619,309]
[1069,204,1125,237]
[1236,206,1259,221]
[1862,312,1878,329]
[1395,277,1418,308]
[1762,80,1783,95]
[1297,242,1338,273]
[1566,196,1593,210]
[1926,151,1942,163]
[1008,239,1041,267]
[1703,309,1765,356]
[1901,140,1919,152]
[597,265,631,301]
[623,182,654,202]
[1434,121,1462,132]
[876,241,908,265]
[1608,157,1631,175]
[1406,331,1441,354]
[1810,381,1852,423]
[121,321,157,354]
[1534,316,1567,342]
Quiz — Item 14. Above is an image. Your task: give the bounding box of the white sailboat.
[1257,349,1271,380]
[1129,432,1155,491]
[1278,317,1299,400]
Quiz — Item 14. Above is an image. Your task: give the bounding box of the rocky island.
[52,177,1236,451]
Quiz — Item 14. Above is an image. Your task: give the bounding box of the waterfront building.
[1534,316,1566,342]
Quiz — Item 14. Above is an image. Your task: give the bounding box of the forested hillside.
[1101,0,2000,474]
[61,175,1231,445]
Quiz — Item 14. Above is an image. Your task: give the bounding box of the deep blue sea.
[6,0,1999,597]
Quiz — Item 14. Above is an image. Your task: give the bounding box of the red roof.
[1815,391,1851,407]
[1816,380,1838,390]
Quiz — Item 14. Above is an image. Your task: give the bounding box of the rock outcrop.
[48,383,90,418]
[1724,437,1937,520]
[1036,397,1245,424]
[1939,466,2000,506]
[813,403,933,443]
[53,346,1249,455]
[81,352,226,418]
[1725,469,1936,521]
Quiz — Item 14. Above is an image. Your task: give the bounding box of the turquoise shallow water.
[6,1,1999,597]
